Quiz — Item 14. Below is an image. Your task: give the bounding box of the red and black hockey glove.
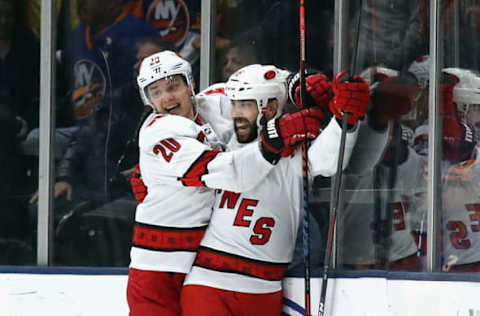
[440,74,476,163]
[288,72,332,109]
[260,107,324,164]
[329,70,370,125]
[131,163,147,203]
[439,72,458,115]
[442,116,476,163]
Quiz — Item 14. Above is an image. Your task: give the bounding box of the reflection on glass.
[440,68,480,273]
[333,0,430,272]
[27,0,201,267]
[437,1,480,273]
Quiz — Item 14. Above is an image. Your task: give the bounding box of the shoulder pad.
[198,83,226,96]
[140,113,200,148]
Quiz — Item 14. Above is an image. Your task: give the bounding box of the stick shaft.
[318,112,349,316]
[299,1,311,316]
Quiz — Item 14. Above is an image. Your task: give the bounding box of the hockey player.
[126,52,325,316]
[400,67,480,272]
[434,68,480,272]
[339,67,427,270]
[180,65,370,316]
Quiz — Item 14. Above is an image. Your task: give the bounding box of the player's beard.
[234,118,258,143]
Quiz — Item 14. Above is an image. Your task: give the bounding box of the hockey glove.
[131,163,147,203]
[288,72,332,108]
[329,70,369,125]
[260,107,324,164]
[443,116,476,163]
[370,76,421,119]
[437,72,475,163]
[439,73,458,115]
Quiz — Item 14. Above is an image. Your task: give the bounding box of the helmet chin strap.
[256,102,282,129]
[191,95,199,121]
[256,108,268,130]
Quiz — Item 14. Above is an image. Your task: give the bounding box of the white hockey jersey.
[183,117,359,293]
[339,146,426,266]
[129,93,274,274]
[441,147,480,266]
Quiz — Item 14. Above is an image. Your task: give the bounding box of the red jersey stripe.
[194,247,288,281]
[178,150,221,187]
[132,223,206,252]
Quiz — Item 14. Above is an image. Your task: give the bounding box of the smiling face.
[147,74,195,119]
[231,99,259,143]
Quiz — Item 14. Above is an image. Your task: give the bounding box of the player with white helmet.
[442,68,480,113]
[180,65,370,316]
[225,64,290,128]
[442,68,480,140]
[331,65,427,271]
[400,64,480,272]
[127,52,327,315]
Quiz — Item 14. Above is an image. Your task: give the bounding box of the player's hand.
[442,116,476,163]
[437,72,475,163]
[260,107,324,164]
[439,72,459,115]
[131,164,147,203]
[370,76,420,119]
[289,72,332,108]
[329,70,369,125]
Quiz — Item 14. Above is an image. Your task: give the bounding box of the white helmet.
[442,68,480,113]
[408,55,430,88]
[137,50,195,108]
[360,66,399,88]
[225,64,289,127]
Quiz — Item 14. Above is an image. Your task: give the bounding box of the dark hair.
[225,41,259,63]
[138,36,175,52]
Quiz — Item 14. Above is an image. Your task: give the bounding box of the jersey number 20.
[153,138,181,162]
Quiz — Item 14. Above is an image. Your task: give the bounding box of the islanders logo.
[146,0,190,47]
[72,59,106,119]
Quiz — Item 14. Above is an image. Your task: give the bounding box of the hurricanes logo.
[146,0,190,47]
[72,59,106,119]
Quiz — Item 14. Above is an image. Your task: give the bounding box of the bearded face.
[231,100,259,143]
[233,117,258,143]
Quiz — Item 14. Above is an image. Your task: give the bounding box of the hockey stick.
[318,1,362,315]
[299,1,312,315]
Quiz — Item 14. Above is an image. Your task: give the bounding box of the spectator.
[0,0,39,135]
[27,35,172,266]
[0,0,39,256]
[127,52,324,315]
[123,0,202,85]
[180,66,369,315]
[219,41,259,82]
[353,0,423,73]
[59,0,157,122]
[235,1,334,73]
[30,0,157,202]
